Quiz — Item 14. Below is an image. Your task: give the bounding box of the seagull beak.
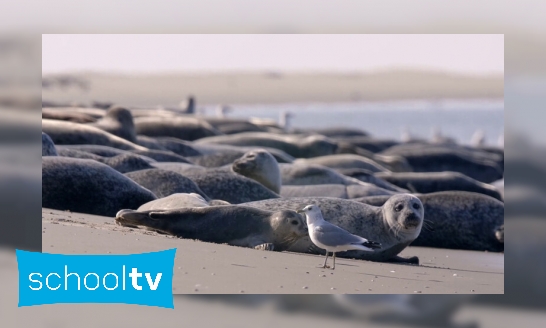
[296,209,304,214]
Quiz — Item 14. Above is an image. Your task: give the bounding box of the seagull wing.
[313,222,369,247]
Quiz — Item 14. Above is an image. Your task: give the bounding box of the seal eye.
[291,220,299,225]
[394,204,403,212]
[412,203,420,210]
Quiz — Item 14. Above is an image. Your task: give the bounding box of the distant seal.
[203,118,268,134]
[124,169,210,199]
[42,119,148,151]
[136,136,202,157]
[335,168,409,192]
[115,205,308,251]
[42,157,157,217]
[294,154,390,173]
[88,106,137,142]
[379,144,503,183]
[58,144,191,163]
[294,127,369,138]
[42,132,57,156]
[42,108,97,123]
[134,116,221,141]
[280,163,367,186]
[375,171,503,201]
[56,148,154,173]
[280,184,396,199]
[332,136,399,153]
[189,143,294,165]
[356,191,504,252]
[195,132,339,158]
[243,194,424,264]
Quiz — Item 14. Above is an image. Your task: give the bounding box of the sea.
[202,99,504,146]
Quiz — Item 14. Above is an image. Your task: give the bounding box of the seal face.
[231,149,281,193]
[382,194,424,241]
[115,205,308,251]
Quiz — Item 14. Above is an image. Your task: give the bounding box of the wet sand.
[42,208,504,294]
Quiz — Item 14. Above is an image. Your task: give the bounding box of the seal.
[355,191,504,252]
[88,106,137,142]
[154,149,281,195]
[115,205,308,251]
[58,144,191,163]
[294,154,390,173]
[231,149,281,194]
[243,194,424,264]
[375,171,503,201]
[280,184,397,199]
[331,136,399,153]
[136,135,202,157]
[203,117,268,134]
[124,169,211,199]
[56,148,155,173]
[335,168,409,192]
[42,107,97,123]
[42,119,148,151]
[379,144,503,183]
[195,132,339,158]
[134,116,221,141]
[42,156,157,217]
[280,163,368,186]
[136,193,217,209]
[190,143,295,165]
[42,132,58,156]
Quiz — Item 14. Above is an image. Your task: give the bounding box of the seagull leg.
[332,252,336,270]
[322,251,329,268]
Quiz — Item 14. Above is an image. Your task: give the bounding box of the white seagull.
[297,204,381,270]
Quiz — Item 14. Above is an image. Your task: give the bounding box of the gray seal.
[56,148,154,173]
[280,163,368,186]
[124,169,210,199]
[231,149,281,194]
[195,132,339,158]
[379,145,503,183]
[88,106,136,142]
[42,119,148,151]
[243,194,424,264]
[189,143,295,166]
[280,184,397,199]
[42,132,58,156]
[42,157,157,217]
[356,191,504,252]
[58,144,191,163]
[335,168,409,192]
[294,154,390,173]
[115,205,308,251]
[136,135,202,157]
[134,116,221,141]
[375,171,503,201]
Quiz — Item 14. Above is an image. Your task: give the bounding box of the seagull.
[297,204,381,269]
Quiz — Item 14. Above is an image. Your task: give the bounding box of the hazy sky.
[42,34,504,75]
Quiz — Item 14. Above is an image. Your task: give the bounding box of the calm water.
[203,99,504,146]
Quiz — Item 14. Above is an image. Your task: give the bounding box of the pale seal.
[243,194,424,264]
[42,157,157,216]
[42,132,58,156]
[375,171,503,201]
[136,193,229,210]
[231,149,281,194]
[115,205,308,251]
[356,191,504,252]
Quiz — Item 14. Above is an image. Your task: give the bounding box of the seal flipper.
[388,255,419,265]
[254,243,275,251]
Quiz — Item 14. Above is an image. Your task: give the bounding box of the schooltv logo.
[16,248,176,308]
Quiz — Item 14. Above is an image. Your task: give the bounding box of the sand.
[41,208,503,294]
